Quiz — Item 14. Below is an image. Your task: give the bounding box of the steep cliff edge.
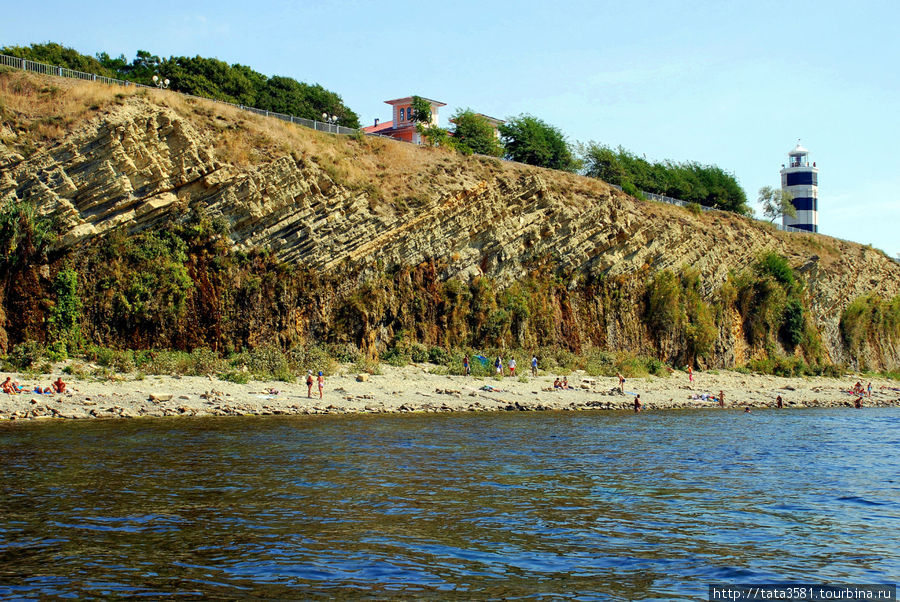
[1,72,898,369]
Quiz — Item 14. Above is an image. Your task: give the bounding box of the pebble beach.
[2,365,898,421]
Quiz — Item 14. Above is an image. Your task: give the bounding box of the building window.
[399,108,405,121]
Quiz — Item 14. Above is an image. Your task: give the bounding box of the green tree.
[499,114,577,171]
[581,143,627,186]
[581,142,750,215]
[0,42,116,76]
[450,109,503,157]
[410,95,433,124]
[758,186,796,223]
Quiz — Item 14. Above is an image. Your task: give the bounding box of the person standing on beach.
[317,371,325,399]
[688,366,693,384]
[618,373,625,394]
[495,356,503,376]
[306,371,314,398]
[867,382,872,397]
[633,394,642,413]
[463,355,470,376]
[508,357,516,377]
[531,356,538,377]
[719,390,724,408]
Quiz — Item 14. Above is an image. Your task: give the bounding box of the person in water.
[854,396,862,409]
[633,394,641,413]
[776,395,783,409]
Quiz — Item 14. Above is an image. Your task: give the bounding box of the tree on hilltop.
[450,109,503,157]
[410,96,434,124]
[499,114,578,172]
[759,186,796,223]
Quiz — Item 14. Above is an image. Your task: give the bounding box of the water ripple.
[0,408,898,598]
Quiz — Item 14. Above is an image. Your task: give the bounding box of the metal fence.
[0,52,359,136]
[610,184,811,234]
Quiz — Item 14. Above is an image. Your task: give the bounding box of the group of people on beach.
[305,370,325,399]
[850,381,872,397]
[2,376,66,395]
[462,354,540,378]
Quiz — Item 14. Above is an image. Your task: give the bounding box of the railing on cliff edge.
[0,53,358,136]
[0,52,879,250]
[609,185,809,234]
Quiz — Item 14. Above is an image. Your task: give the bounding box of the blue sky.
[3,0,899,258]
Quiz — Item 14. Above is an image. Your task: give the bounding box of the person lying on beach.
[480,385,504,392]
[2,378,27,395]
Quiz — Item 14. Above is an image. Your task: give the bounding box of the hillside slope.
[1,71,898,369]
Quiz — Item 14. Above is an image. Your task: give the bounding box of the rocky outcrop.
[2,92,899,367]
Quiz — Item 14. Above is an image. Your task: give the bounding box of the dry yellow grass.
[0,70,144,150]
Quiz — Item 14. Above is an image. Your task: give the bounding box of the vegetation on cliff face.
[1,42,360,127]
[840,294,900,371]
[0,201,855,377]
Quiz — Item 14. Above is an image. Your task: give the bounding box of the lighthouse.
[780,141,818,232]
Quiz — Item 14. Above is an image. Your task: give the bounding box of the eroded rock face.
[2,98,899,367]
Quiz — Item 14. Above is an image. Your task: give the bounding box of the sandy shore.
[1,365,898,421]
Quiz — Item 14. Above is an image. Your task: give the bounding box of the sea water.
[1,408,898,599]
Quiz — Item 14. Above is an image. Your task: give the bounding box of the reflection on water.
[1,409,898,599]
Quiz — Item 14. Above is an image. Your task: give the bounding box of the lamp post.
[152,74,170,89]
[321,112,339,132]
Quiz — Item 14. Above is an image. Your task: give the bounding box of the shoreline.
[1,365,897,421]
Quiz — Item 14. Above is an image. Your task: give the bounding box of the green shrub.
[428,346,450,365]
[755,251,795,289]
[781,299,805,349]
[219,370,250,384]
[48,267,82,349]
[329,343,362,364]
[7,341,44,370]
[686,202,702,215]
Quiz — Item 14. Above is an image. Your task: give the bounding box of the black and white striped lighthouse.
[780,141,818,232]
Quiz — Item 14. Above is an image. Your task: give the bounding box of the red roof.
[362,120,395,134]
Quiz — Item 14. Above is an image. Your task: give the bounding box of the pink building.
[362,96,446,143]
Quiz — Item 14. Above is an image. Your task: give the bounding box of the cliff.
[1,71,898,370]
